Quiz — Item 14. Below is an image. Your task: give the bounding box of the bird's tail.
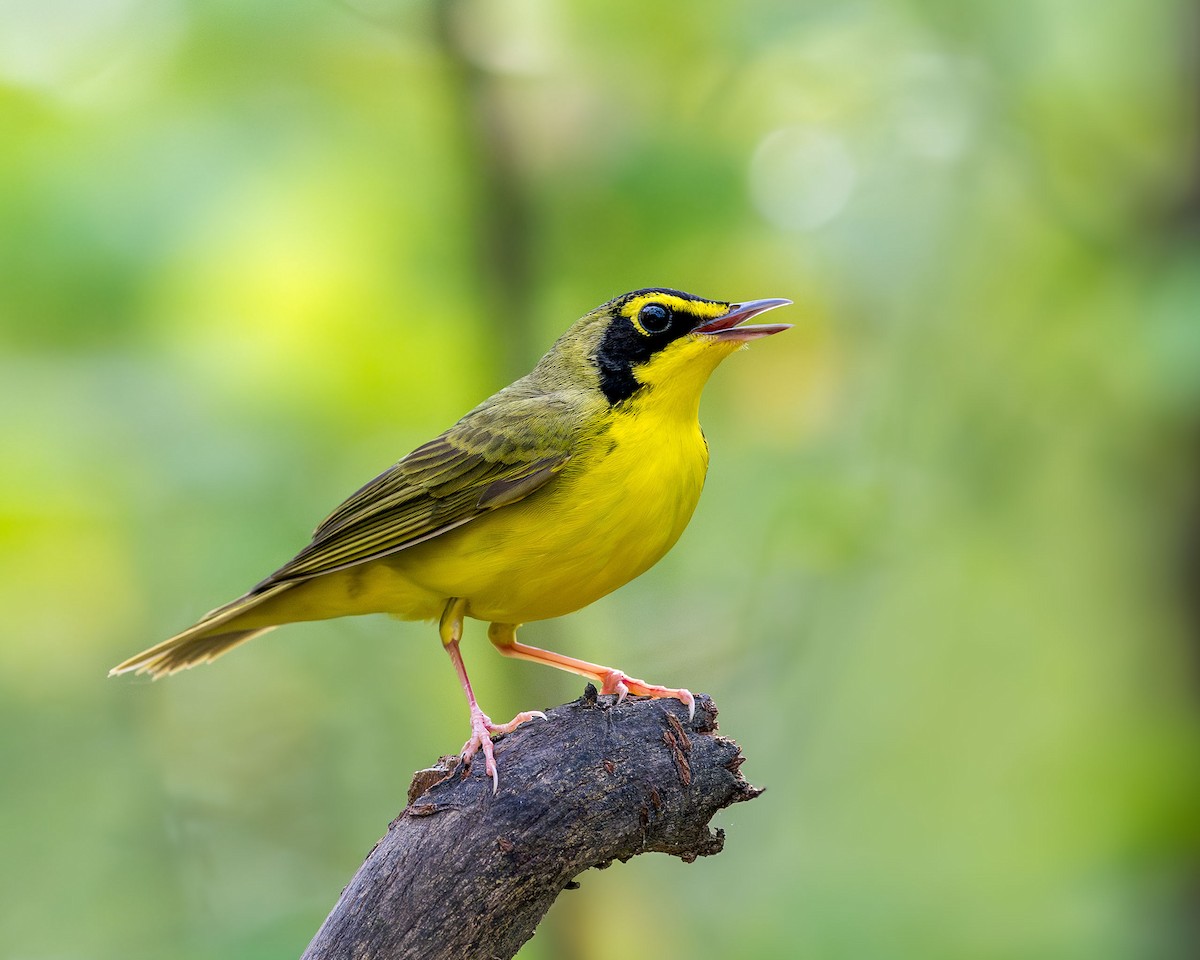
[108,582,294,679]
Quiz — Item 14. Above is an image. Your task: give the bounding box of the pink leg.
[440,600,545,793]
[487,622,695,719]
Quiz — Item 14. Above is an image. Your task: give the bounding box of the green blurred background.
[3,0,1200,957]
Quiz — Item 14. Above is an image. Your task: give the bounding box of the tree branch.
[300,690,761,960]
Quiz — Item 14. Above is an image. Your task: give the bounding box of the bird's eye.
[637,303,672,335]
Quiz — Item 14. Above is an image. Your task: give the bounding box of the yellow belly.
[276,407,710,627]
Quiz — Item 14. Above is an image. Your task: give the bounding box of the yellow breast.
[382,402,708,623]
[293,333,730,627]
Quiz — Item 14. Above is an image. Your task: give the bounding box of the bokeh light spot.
[748,125,857,232]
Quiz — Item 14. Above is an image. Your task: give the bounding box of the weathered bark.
[301,690,760,960]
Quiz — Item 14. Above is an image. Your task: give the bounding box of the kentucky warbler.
[111,288,792,790]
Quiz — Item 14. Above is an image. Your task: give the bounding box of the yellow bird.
[111,288,791,789]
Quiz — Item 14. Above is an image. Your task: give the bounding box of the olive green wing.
[256,394,579,587]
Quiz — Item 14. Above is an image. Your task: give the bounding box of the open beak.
[694,298,793,342]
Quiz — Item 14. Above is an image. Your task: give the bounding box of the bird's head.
[545,288,792,409]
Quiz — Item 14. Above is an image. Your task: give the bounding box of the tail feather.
[110,626,276,677]
[109,582,294,679]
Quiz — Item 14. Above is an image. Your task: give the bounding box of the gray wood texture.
[301,690,760,960]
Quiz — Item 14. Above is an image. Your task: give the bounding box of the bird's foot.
[598,671,695,720]
[460,707,548,794]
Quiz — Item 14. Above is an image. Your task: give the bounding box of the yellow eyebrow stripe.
[619,293,728,326]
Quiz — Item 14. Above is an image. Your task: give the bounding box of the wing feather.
[255,391,583,588]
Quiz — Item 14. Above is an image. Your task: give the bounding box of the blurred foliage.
[2,0,1199,958]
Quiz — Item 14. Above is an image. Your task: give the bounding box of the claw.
[490,710,547,733]
[460,708,546,794]
[600,670,693,719]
